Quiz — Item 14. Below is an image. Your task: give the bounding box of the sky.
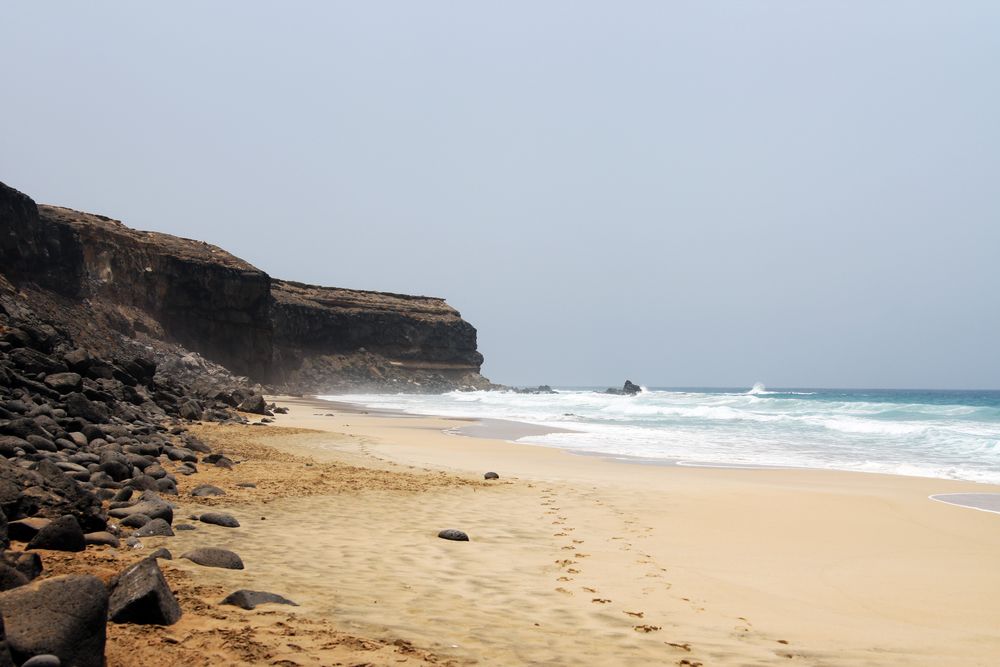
[2,2,998,389]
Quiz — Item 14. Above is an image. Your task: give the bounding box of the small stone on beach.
[180,547,244,570]
[219,589,298,610]
[438,529,469,542]
[198,512,240,528]
[484,472,499,480]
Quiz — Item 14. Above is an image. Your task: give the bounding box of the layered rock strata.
[0,181,489,392]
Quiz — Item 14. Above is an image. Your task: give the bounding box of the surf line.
[928,493,1000,516]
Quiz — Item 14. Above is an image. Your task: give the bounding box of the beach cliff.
[0,180,489,393]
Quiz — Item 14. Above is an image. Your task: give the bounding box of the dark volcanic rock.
[27,515,85,552]
[108,558,181,625]
[108,496,172,525]
[605,380,642,396]
[0,437,29,458]
[178,400,202,421]
[83,531,120,548]
[190,484,225,498]
[220,589,298,610]
[180,547,244,570]
[2,552,42,582]
[64,393,110,423]
[437,529,470,542]
[0,613,12,667]
[237,393,268,415]
[6,520,49,547]
[198,512,239,528]
[133,518,174,538]
[0,562,28,592]
[41,372,82,394]
[118,513,151,528]
[484,472,500,480]
[0,574,108,667]
[0,458,107,532]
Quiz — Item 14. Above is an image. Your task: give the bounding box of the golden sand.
[41,395,1000,666]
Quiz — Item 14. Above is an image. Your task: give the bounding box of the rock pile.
[0,301,273,664]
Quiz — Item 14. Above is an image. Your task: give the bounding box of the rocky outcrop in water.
[605,380,642,396]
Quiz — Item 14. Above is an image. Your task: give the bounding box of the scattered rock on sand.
[190,484,226,497]
[180,547,244,570]
[437,529,469,542]
[7,519,50,543]
[133,518,174,538]
[220,589,298,610]
[4,553,41,582]
[0,562,28,592]
[198,512,240,528]
[484,472,499,480]
[108,558,182,625]
[26,516,85,553]
[0,574,108,667]
[83,532,119,548]
[147,548,172,561]
[108,496,173,525]
[118,514,150,528]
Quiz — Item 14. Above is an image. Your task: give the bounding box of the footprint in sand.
[572,539,584,544]
[567,568,581,574]
[555,560,577,567]
[557,576,573,582]
[591,598,612,604]
[561,546,575,550]
[582,587,598,593]
[664,642,691,652]
[555,587,572,595]
[553,532,568,537]
[633,625,660,633]
[575,553,590,558]
[624,611,644,618]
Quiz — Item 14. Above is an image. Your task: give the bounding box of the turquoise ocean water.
[324,385,1000,485]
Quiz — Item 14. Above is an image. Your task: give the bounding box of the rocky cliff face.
[0,181,489,392]
[271,280,486,392]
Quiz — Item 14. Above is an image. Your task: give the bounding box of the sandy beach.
[57,394,995,666]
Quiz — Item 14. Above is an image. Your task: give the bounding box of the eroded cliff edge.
[0,181,490,392]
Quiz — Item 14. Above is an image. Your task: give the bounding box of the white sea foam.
[323,388,1000,485]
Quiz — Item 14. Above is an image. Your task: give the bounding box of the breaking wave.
[324,387,1000,485]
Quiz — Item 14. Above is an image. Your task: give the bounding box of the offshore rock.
[605,380,642,396]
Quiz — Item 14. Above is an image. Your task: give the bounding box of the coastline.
[126,394,1000,666]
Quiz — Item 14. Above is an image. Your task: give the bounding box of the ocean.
[323,385,1000,485]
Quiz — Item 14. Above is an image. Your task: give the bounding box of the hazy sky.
[2,3,998,388]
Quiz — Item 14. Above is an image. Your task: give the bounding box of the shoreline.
[211,394,1000,666]
[317,394,1000,490]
